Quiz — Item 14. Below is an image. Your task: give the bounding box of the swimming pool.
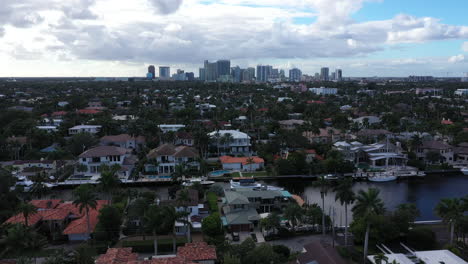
[209,170,231,177]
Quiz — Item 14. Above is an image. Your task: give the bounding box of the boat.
[230,177,283,191]
[182,177,215,187]
[368,174,398,182]
[461,167,468,175]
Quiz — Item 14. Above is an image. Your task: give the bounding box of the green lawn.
[242,171,268,177]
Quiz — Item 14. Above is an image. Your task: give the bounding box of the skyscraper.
[204,60,218,81]
[320,67,329,81]
[199,68,205,81]
[217,60,231,78]
[247,67,255,80]
[231,66,242,83]
[159,66,170,79]
[148,65,155,79]
[289,68,302,82]
[336,69,343,81]
[257,65,272,82]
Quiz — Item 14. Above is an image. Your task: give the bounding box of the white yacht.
[182,177,215,187]
[460,167,468,175]
[230,177,283,191]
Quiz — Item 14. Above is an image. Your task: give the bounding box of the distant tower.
[289,68,302,82]
[336,69,343,81]
[148,65,156,79]
[320,67,329,81]
[159,66,170,79]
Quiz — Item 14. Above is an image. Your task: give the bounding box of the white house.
[77,146,135,179]
[219,156,264,171]
[100,134,145,150]
[455,89,468,96]
[36,126,58,133]
[68,125,102,135]
[208,130,252,155]
[158,124,186,133]
[145,144,199,177]
[309,87,338,95]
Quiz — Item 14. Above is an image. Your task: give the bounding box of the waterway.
[261,174,468,222]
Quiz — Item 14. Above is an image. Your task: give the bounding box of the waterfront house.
[100,134,145,150]
[222,189,294,232]
[454,143,468,167]
[208,130,252,155]
[145,144,199,177]
[416,140,454,165]
[175,131,194,146]
[68,125,102,135]
[77,146,136,180]
[353,116,381,128]
[334,141,406,168]
[219,156,264,171]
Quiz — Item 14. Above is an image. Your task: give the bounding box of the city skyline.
[1,0,468,77]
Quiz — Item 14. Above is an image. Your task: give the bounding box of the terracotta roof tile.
[30,199,62,209]
[62,200,108,235]
[95,248,139,264]
[177,242,217,261]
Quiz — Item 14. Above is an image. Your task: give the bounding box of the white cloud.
[0,0,467,76]
[448,54,466,63]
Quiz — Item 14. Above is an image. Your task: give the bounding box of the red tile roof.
[52,111,67,116]
[30,199,62,209]
[177,242,217,261]
[3,212,44,226]
[62,200,108,235]
[101,134,145,143]
[441,119,454,125]
[77,109,101,115]
[79,146,128,158]
[41,209,72,221]
[95,248,139,264]
[219,156,264,165]
[307,100,325,104]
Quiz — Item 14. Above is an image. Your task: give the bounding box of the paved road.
[266,234,333,252]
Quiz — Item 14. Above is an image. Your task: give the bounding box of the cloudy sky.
[1,0,468,77]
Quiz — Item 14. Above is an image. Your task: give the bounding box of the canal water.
[260,174,468,222]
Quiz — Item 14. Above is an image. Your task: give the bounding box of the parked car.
[232,232,239,241]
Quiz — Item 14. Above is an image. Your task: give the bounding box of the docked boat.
[182,177,215,187]
[368,174,398,182]
[230,177,283,191]
[461,167,468,175]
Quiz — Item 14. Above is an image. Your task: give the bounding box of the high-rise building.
[331,72,336,81]
[247,67,255,80]
[159,66,170,79]
[185,72,195,81]
[199,68,205,81]
[204,60,218,81]
[320,67,329,81]
[336,69,343,81]
[462,73,468,82]
[217,60,231,78]
[148,65,156,79]
[257,65,272,82]
[279,69,286,80]
[231,66,242,83]
[289,68,302,82]
[172,69,186,81]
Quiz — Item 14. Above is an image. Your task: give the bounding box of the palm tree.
[245,157,255,172]
[18,202,38,227]
[128,198,150,240]
[144,205,169,256]
[172,164,186,182]
[260,212,281,235]
[97,166,121,204]
[72,184,98,240]
[313,175,330,236]
[177,189,192,242]
[333,178,355,246]
[284,203,303,228]
[352,188,385,263]
[435,198,465,244]
[373,253,389,264]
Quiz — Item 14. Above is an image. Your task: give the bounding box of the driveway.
[266,234,332,252]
